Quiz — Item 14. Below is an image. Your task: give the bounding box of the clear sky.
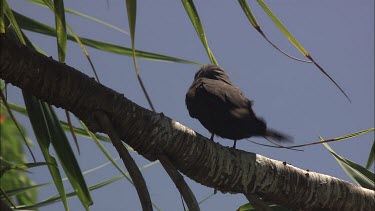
[7,0,374,210]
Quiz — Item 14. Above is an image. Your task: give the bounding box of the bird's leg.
[232,140,237,149]
[211,132,217,194]
[210,133,214,141]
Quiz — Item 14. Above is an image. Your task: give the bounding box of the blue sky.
[7,0,374,210]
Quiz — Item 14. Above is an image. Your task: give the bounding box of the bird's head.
[194,64,232,84]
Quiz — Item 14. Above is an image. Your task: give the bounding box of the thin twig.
[263,136,303,151]
[257,28,312,63]
[286,138,353,148]
[307,55,351,102]
[247,138,303,152]
[252,137,361,150]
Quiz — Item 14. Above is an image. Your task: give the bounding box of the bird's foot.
[232,140,237,149]
[210,133,215,141]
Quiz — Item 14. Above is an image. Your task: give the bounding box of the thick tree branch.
[1,34,374,210]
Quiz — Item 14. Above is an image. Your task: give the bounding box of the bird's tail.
[264,129,293,143]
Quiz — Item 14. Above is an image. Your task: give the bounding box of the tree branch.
[159,154,200,211]
[94,111,152,211]
[1,34,374,210]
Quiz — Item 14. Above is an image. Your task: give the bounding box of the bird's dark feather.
[186,64,292,143]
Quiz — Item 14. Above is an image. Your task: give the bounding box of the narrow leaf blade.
[256,0,350,102]
[0,0,5,33]
[3,1,25,43]
[181,0,218,65]
[23,92,69,211]
[238,0,311,63]
[366,140,375,169]
[28,0,129,35]
[238,0,259,28]
[53,0,67,62]
[126,0,156,112]
[256,0,307,55]
[13,11,201,65]
[320,137,375,189]
[42,104,93,209]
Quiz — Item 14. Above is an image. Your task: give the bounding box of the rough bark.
[1,34,374,210]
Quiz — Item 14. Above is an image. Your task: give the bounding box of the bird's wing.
[220,83,256,119]
[187,78,255,119]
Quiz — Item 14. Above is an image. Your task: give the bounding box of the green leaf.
[1,101,28,115]
[238,203,291,211]
[42,102,93,209]
[15,161,159,210]
[77,37,200,64]
[126,0,136,47]
[0,107,38,206]
[238,0,311,63]
[320,137,375,190]
[256,0,350,102]
[256,0,307,55]
[3,1,25,43]
[238,203,255,211]
[238,0,259,28]
[34,0,100,81]
[12,10,201,65]
[325,128,374,142]
[3,100,111,143]
[1,161,51,176]
[2,158,123,200]
[61,121,111,142]
[52,0,67,62]
[277,128,375,149]
[366,140,375,169]
[2,183,49,198]
[1,90,36,162]
[22,92,69,211]
[65,8,129,35]
[15,28,92,208]
[15,175,124,209]
[0,0,5,33]
[181,0,218,65]
[28,0,129,35]
[126,0,156,112]
[126,0,137,72]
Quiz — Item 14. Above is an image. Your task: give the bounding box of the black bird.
[185,64,291,148]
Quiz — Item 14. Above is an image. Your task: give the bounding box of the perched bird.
[185,64,292,148]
